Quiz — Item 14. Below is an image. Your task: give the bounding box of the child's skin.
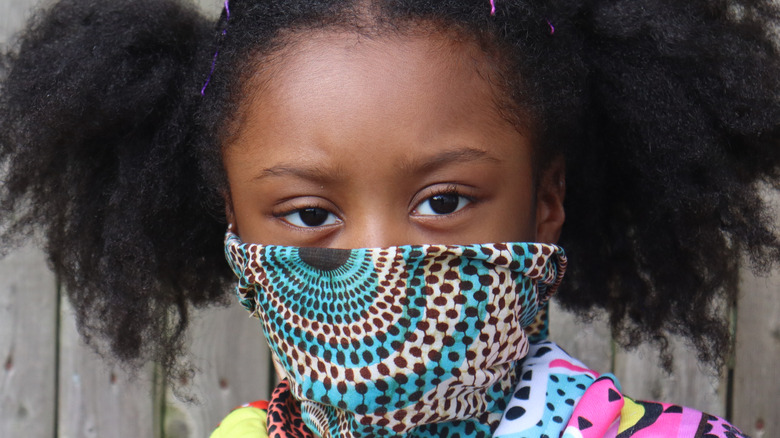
[224,30,566,249]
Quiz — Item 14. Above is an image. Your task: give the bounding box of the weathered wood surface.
[549,301,612,373]
[734,268,780,437]
[0,246,58,438]
[0,0,35,42]
[57,298,160,438]
[164,304,272,437]
[550,302,728,419]
[613,337,727,418]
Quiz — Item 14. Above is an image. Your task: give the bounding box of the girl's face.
[224,30,565,248]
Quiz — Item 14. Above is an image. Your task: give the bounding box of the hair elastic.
[489,0,496,15]
[201,0,231,96]
[547,19,555,35]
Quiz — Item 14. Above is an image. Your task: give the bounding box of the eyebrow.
[399,147,500,175]
[254,163,342,183]
[255,147,498,182]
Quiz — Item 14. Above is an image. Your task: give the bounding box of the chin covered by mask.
[224,230,566,438]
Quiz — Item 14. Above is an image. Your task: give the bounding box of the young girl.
[2,0,779,436]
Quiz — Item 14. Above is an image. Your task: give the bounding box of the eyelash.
[274,186,475,229]
[412,186,474,217]
[274,205,341,229]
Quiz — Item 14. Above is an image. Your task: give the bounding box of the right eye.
[280,207,341,228]
[414,193,471,216]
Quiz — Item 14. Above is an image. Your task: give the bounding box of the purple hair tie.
[489,0,496,15]
[201,0,231,96]
[547,19,555,35]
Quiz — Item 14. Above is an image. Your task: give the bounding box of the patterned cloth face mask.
[224,230,567,438]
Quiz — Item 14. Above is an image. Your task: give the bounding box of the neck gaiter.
[225,231,566,438]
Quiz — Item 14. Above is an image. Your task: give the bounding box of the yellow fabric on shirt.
[209,406,268,438]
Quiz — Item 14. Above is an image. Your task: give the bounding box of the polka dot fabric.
[224,231,566,438]
[210,340,750,438]
[493,341,750,438]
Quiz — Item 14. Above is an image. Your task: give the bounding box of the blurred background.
[0,0,777,436]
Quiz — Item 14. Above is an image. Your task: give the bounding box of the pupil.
[429,194,459,214]
[299,208,328,226]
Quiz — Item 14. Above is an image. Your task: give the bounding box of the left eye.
[281,207,341,228]
[415,193,471,216]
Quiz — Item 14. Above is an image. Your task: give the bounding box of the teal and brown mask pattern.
[224,230,567,438]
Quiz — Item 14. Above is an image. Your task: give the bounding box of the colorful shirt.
[210,341,748,438]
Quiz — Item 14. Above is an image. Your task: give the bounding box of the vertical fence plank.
[2,4,57,438]
[613,337,727,418]
[163,304,273,438]
[161,1,268,434]
[0,246,58,438]
[549,300,613,372]
[195,0,224,12]
[57,297,160,438]
[552,300,729,420]
[0,0,35,41]
[733,269,780,437]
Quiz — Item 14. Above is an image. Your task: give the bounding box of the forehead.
[220,29,536,189]
[230,28,517,141]
[264,28,494,87]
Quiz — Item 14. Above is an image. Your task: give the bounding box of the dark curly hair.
[2,0,779,379]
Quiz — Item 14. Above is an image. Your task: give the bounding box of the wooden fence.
[1,0,778,436]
